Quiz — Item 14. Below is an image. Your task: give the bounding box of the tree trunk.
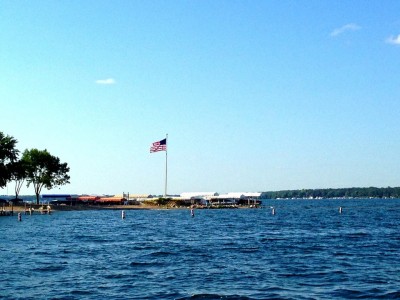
[14,180,24,201]
[34,183,42,205]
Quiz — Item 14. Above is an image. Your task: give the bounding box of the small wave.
[333,251,352,257]
[74,235,110,244]
[177,294,254,300]
[329,287,400,299]
[32,264,67,272]
[130,261,153,266]
[70,289,95,296]
[238,247,260,253]
[102,273,130,280]
[129,261,164,267]
[344,231,370,239]
[147,250,176,257]
[258,237,286,243]
[131,244,156,251]
[381,291,400,299]
[33,251,51,255]
[329,288,361,298]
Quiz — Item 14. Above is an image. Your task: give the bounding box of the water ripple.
[1,199,400,299]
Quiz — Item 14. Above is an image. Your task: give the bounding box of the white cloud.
[95,78,116,85]
[330,23,361,37]
[386,35,400,45]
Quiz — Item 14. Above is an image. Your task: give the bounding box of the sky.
[1,1,400,196]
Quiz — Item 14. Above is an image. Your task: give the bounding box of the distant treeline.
[262,187,400,199]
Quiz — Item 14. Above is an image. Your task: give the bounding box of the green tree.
[0,132,19,188]
[9,159,28,200]
[22,149,70,204]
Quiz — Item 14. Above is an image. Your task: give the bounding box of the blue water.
[1,199,400,299]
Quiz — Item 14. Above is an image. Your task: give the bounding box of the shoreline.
[1,204,153,212]
[1,203,260,213]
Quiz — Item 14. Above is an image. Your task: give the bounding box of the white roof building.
[180,192,219,199]
[225,192,262,198]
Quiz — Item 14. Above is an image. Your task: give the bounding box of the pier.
[0,204,14,216]
[0,204,52,217]
[0,209,13,216]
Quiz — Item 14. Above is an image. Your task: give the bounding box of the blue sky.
[1,1,400,196]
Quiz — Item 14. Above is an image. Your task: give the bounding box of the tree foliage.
[0,132,19,188]
[22,149,70,204]
[262,187,400,199]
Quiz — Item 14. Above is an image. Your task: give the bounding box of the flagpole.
[164,133,168,197]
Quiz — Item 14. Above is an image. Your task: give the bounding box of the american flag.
[150,138,167,153]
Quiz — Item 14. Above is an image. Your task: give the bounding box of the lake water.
[1,199,400,299]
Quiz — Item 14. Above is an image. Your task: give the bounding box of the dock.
[0,209,13,216]
[0,204,52,217]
